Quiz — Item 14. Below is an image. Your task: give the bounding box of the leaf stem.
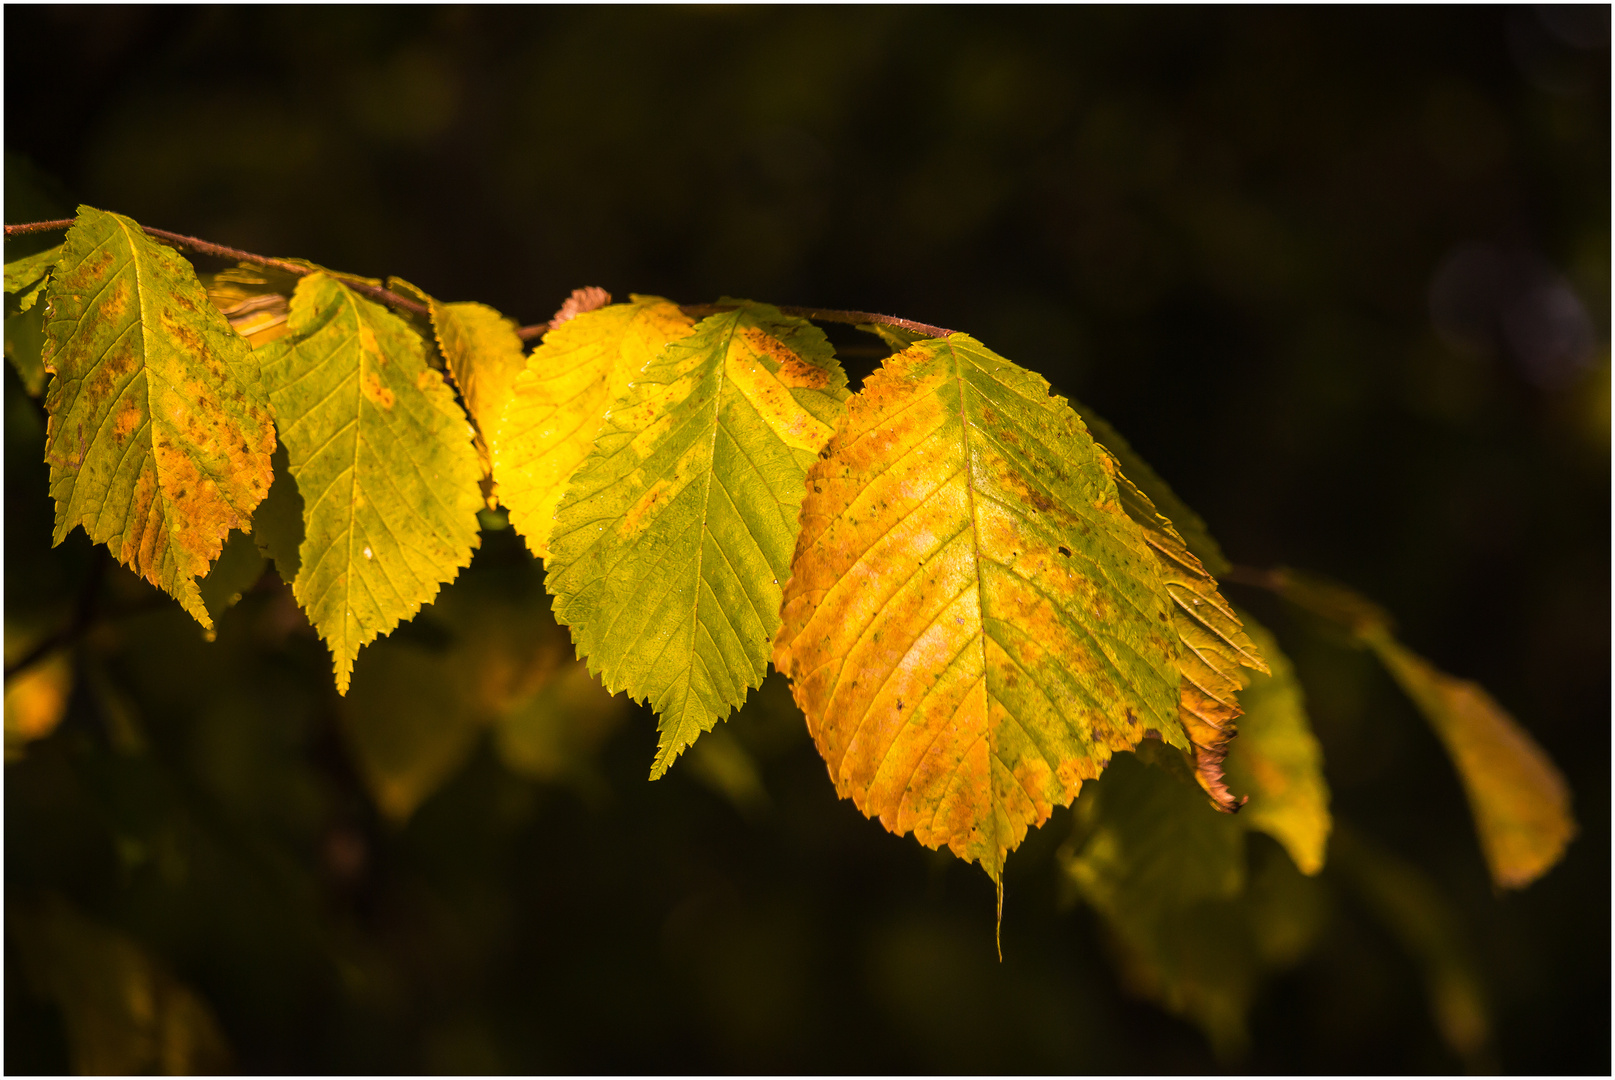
[4,218,430,320]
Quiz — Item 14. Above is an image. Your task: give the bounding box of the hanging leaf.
[5,241,63,312]
[494,296,694,557]
[196,528,267,628]
[1060,751,1327,1059]
[1223,613,1331,874]
[774,333,1191,883]
[259,272,482,693]
[3,625,73,761]
[1367,634,1574,890]
[250,444,304,582]
[40,206,276,628]
[549,300,846,777]
[1105,460,1266,811]
[6,298,48,395]
[425,296,527,446]
[341,638,482,822]
[1249,566,1573,890]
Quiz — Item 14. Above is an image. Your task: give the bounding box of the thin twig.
[10,218,956,345]
[4,218,429,320]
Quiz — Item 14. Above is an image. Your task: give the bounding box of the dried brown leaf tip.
[548,286,612,330]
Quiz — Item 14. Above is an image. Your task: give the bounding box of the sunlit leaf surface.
[494,296,694,557]
[1369,634,1574,890]
[549,300,846,777]
[40,207,276,627]
[1224,613,1331,874]
[259,272,482,692]
[775,333,1189,881]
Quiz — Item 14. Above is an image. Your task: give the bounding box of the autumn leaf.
[426,296,527,445]
[1368,634,1574,890]
[1223,613,1331,874]
[1059,745,1326,1059]
[40,206,276,628]
[1105,461,1266,811]
[548,300,847,778]
[4,624,72,761]
[774,333,1193,883]
[342,638,483,822]
[6,296,48,395]
[493,296,694,557]
[259,272,482,693]
[1246,566,1573,890]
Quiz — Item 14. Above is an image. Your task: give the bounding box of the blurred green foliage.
[5,6,1607,1073]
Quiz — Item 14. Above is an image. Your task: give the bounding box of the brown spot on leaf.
[362,371,395,409]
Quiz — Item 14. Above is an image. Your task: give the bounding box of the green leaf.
[1224,612,1331,874]
[1103,450,1266,810]
[250,443,304,582]
[13,897,233,1075]
[6,298,48,396]
[683,726,773,819]
[773,333,1192,881]
[1061,744,1245,930]
[548,300,847,778]
[494,296,695,557]
[1367,633,1574,890]
[1255,566,1572,890]
[492,658,629,787]
[425,293,528,446]
[1059,745,1326,1060]
[40,206,276,628]
[259,272,483,692]
[4,241,63,309]
[197,528,267,629]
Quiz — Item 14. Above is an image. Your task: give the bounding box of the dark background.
[5,5,1608,1073]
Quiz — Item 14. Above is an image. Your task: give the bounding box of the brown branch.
[11,218,957,347]
[5,218,429,320]
[517,303,954,343]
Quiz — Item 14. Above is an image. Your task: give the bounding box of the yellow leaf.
[548,301,847,778]
[1368,633,1574,890]
[1223,613,1331,874]
[259,273,483,693]
[774,334,1191,881]
[41,207,277,628]
[1105,462,1266,811]
[493,296,694,557]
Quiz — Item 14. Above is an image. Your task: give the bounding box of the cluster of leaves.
[3,205,1578,1057]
